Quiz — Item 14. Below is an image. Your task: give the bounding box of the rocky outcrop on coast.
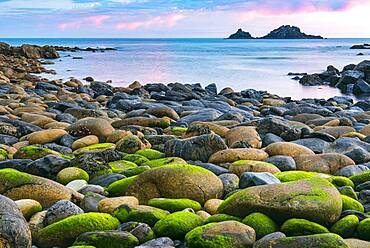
[0,42,59,59]
[228,25,324,39]
[298,60,370,96]
[351,44,370,50]
[0,43,370,247]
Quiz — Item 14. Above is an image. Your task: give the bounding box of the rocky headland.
[297,60,370,96]
[228,25,324,39]
[0,41,370,248]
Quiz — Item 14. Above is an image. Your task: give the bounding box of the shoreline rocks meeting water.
[0,41,370,248]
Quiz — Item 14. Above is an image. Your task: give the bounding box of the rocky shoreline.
[0,42,370,248]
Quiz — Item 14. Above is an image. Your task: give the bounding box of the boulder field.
[0,42,370,247]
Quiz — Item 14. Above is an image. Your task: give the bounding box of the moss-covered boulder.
[116,135,151,154]
[330,215,359,238]
[13,145,62,160]
[267,233,348,247]
[15,199,43,220]
[112,117,171,129]
[107,176,138,197]
[0,195,32,248]
[153,211,204,240]
[35,213,120,248]
[147,198,202,212]
[328,176,355,188]
[349,170,370,186]
[125,164,223,205]
[135,149,165,160]
[73,231,139,248]
[341,195,364,212]
[143,157,187,168]
[338,186,357,200]
[357,218,370,241]
[230,160,280,176]
[185,221,256,248]
[281,218,329,236]
[205,214,241,224]
[265,142,315,158]
[242,212,278,239]
[98,197,139,214]
[108,160,137,173]
[275,171,326,183]
[294,153,355,174]
[208,148,269,164]
[0,168,81,208]
[73,143,116,156]
[56,167,90,185]
[113,205,169,226]
[122,154,150,166]
[121,166,151,177]
[217,177,342,226]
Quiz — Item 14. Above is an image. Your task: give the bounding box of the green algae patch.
[108,160,137,173]
[13,145,61,160]
[0,168,33,190]
[269,233,348,247]
[0,147,11,160]
[107,175,138,197]
[338,186,358,200]
[185,221,255,248]
[113,205,169,226]
[73,143,116,156]
[148,198,201,212]
[242,212,278,239]
[153,211,204,240]
[123,154,150,166]
[281,218,329,236]
[120,166,151,177]
[357,218,370,241]
[328,176,355,188]
[135,148,165,160]
[143,157,187,168]
[330,215,359,238]
[275,171,320,182]
[36,213,120,248]
[349,170,370,186]
[56,167,89,185]
[341,195,364,212]
[217,177,342,226]
[73,231,139,248]
[205,214,241,224]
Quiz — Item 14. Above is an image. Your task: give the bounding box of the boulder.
[265,142,315,158]
[229,160,281,177]
[225,126,262,148]
[208,148,269,164]
[218,177,342,226]
[66,117,114,142]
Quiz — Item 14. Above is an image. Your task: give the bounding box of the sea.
[2,38,370,100]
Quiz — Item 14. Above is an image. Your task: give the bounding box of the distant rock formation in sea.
[227,28,253,39]
[227,25,324,39]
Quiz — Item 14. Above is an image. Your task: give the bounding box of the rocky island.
[228,25,324,39]
[0,41,369,248]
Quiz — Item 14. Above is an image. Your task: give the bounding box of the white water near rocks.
[3,38,370,99]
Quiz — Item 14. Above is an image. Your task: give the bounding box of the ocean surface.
[2,38,370,100]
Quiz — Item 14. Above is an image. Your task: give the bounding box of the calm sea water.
[2,38,370,99]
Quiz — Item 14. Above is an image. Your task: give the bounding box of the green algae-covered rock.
[0,147,11,160]
[122,154,150,166]
[13,145,62,160]
[185,221,256,248]
[0,168,79,208]
[73,231,139,248]
[121,166,151,177]
[113,205,169,226]
[275,171,326,182]
[153,211,204,240]
[338,186,358,200]
[242,212,278,239]
[135,149,165,160]
[349,170,370,186]
[330,215,359,238]
[69,246,96,248]
[56,167,89,185]
[126,164,223,205]
[357,218,370,241]
[267,233,348,248]
[205,214,241,224]
[108,160,137,173]
[230,160,280,176]
[36,213,120,248]
[143,157,187,168]
[73,143,116,156]
[328,176,355,188]
[147,198,202,212]
[281,218,329,236]
[217,177,342,226]
[107,176,138,197]
[341,195,364,212]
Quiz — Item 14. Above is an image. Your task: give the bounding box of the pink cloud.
[58,15,110,31]
[116,14,185,30]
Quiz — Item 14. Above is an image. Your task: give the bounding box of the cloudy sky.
[0,0,369,38]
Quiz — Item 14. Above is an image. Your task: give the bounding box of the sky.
[0,0,370,38]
